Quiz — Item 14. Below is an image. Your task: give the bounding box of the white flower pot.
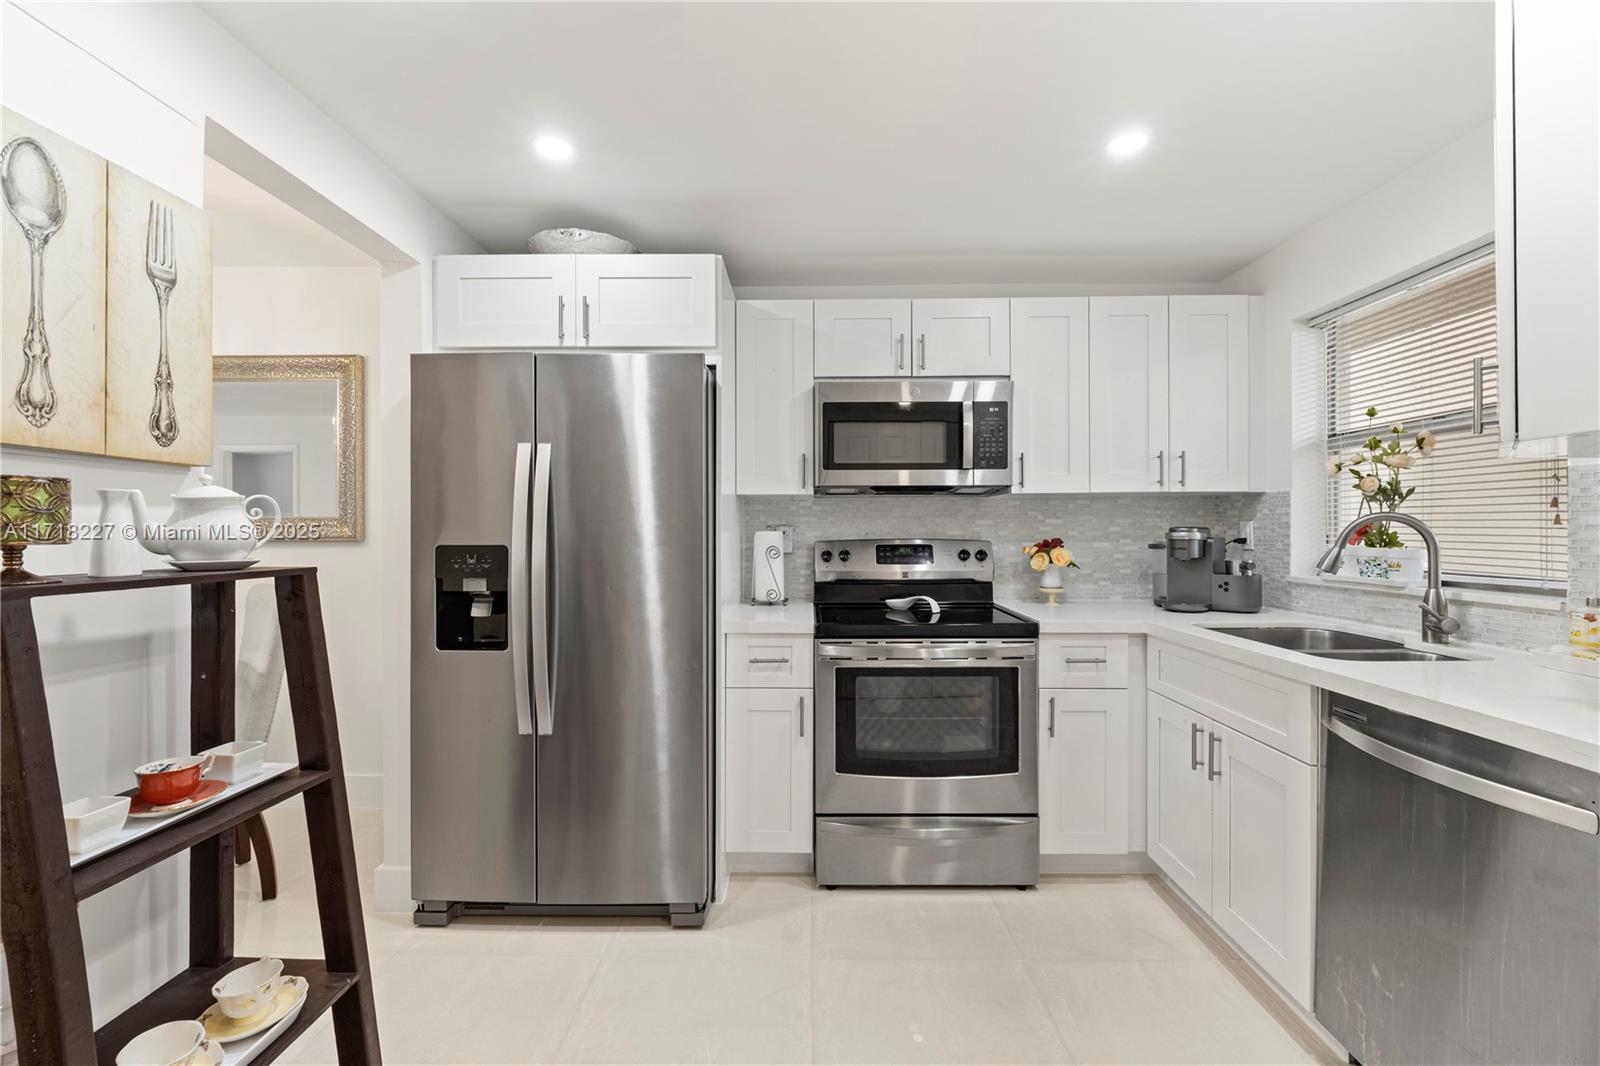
[1350,546,1428,583]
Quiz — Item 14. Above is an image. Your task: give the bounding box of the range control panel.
[971,402,1009,470]
[815,539,993,581]
[435,544,508,650]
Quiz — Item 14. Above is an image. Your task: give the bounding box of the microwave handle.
[962,402,975,470]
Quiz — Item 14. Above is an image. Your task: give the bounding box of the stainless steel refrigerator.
[411,351,714,927]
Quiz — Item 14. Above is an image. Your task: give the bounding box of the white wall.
[0,0,476,1029]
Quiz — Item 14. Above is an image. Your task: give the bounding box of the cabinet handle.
[1156,450,1166,487]
[800,453,808,489]
[1048,695,1057,738]
[582,295,590,343]
[896,333,905,371]
[557,294,566,344]
[1471,357,1486,434]
[798,695,806,738]
[746,657,791,665]
[1061,657,1107,665]
[1178,450,1187,487]
[1190,723,1204,770]
[1019,452,1026,488]
[918,333,927,370]
[1207,731,1222,780]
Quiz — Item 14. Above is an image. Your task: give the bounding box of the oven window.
[834,667,1019,778]
[821,402,963,470]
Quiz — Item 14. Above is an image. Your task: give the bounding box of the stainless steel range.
[812,539,1040,888]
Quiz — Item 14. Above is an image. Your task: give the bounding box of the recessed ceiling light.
[1105,127,1151,160]
[533,134,575,164]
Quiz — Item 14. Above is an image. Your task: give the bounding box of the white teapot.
[129,474,282,563]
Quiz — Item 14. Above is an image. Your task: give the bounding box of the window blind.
[1321,253,1568,588]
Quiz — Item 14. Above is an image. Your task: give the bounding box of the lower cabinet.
[1147,690,1317,1006]
[726,687,812,853]
[1039,688,1129,854]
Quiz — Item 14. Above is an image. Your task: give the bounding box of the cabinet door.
[1089,297,1169,491]
[575,254,717,348]
[735,301,814,495]
[1208,720,1316,1007]
[1039,689,1129,855]
[726,688,812,853]
[912,298,1011,377]
[813,299,911,377]
[1010,298,1090,492]
[435,255,574,348]
[1146,692,1211,908]
[1168,296,1249,491]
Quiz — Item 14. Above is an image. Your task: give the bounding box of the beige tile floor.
[239,809,1335,1065]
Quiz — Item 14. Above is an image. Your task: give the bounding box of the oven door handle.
[816,643,1037,662]
[821,816,1036,840]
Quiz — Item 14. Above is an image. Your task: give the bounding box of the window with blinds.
[1319,252,1568,589]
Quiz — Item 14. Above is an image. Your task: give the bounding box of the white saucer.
[168,559,260,572]
[200,975,308,1044]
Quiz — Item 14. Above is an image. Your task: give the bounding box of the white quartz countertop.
[721,597,1600,770]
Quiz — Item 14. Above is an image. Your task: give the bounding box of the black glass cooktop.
[814,602,1039,640]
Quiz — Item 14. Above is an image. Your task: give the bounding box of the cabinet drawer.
[1147,641,1317,764]
[727,634,813,688]
[1038,635,1130,688]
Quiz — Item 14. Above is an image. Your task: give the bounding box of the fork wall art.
[105,164,212,464]
[0,109,107,454]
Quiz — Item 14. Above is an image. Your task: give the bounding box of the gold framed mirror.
[211,355,365,541]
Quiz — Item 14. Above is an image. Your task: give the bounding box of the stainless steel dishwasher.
[1316,696,1600,1066]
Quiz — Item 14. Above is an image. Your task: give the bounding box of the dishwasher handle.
[1325,716,1599,835]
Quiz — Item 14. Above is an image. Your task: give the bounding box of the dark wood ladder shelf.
[1,567,382,1064]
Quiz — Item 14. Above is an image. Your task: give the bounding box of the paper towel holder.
[751,530,788,607]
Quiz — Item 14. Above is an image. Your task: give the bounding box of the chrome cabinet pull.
[1472,357,1486,434]
[1019,452,1026,488]
[1178,450,1188,487]
[557,294,566,344]
[1207,732,1222,780]
[582,295,590,343]
[746,657,791,665]
[798,695,806,738]
[1157,450,1166,487]
[800,453,808,489]
[1061,657,1108,665]
[896,333,905,371]
[1048,696,1057,738]
[1190,722,1203,770]
[918,333,927,370]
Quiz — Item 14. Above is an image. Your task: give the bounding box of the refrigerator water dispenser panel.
[435,544,509,650]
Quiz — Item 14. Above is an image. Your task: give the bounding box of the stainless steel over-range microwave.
[813,379,1013,494]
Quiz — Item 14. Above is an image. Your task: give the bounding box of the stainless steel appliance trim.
[1190,722,1204,770]
[1206,730,1222,780]
[816,640,1038,662]
[1157,449,1166,486]
[961,401,975,469]
[557,294,565,344]
[1326,715,1599,833]
[821,815,1036,840]
[509,442,534,736]
[530,441,555,736]
[1048,695,1056,738]
[1178,449,1188,487]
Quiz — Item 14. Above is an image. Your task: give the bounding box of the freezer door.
[411,352,539,904]
[534,352,710,906]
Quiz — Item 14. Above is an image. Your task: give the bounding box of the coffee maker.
[1150,526,1263,613]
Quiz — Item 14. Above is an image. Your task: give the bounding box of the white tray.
[69,763,297,868]
[220,976,309,1066]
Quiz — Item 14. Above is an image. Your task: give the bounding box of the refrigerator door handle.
[509,442,534,736]
[531,441,556,735]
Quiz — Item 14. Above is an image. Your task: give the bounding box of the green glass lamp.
[0,474,70,585]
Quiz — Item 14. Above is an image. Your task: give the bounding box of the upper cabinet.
[1495,1,1600,445]
[1088,296,1249,492]
[814,298,1009,377]
[736,301,814,495]
[434,254,721,350]
[1011,297,1090,493]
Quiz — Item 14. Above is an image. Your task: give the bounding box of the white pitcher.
[88,489,144,577]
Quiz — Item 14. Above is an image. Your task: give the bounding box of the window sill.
[1287,574,1567,612]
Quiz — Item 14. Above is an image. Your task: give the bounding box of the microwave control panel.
[972,402,1009,470]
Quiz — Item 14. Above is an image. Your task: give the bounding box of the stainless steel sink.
[1306,648,1465,663]
[1210,626,1405,652]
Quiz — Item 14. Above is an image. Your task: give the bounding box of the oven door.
[813,379,1012,492]
[815,640,1038,815]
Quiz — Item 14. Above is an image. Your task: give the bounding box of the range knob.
[957,549,971,562]
[974,549,988,562]
[820,550,833,563]
[838,549,852,563]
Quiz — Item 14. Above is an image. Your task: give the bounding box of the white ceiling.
[205,158,378,269]
[202,2,1493,286]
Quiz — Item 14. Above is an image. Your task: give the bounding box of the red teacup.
[134,754,213,806]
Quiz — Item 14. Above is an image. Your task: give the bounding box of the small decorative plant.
[1327,406,1437,549]
[1024,537,1080,574]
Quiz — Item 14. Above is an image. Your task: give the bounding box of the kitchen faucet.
[1315,512,1462,645]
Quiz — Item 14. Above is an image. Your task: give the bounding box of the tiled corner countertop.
[721,597,1600,771]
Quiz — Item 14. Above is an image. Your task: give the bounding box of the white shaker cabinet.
[1146,692,1213,909]
[1088,297,1170,491]
[576,254,717,349]
[736,301,815,495]
[813,299,911,377]
[1168,296,1249,491]
[1039,688,1130,855]
[1010,298,1090,492]
[912,298,1011,377]
[725,686,813,854]
[435,255,575,349]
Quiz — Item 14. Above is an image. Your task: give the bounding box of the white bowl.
[63,795,131,855]
[200,740,266,785]
[212,957,284,1020]
[116,1019,219,1065]
[527,227,637,255]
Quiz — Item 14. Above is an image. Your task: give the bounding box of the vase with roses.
[1327,407,1437,581]
[1024,537,1080,604]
